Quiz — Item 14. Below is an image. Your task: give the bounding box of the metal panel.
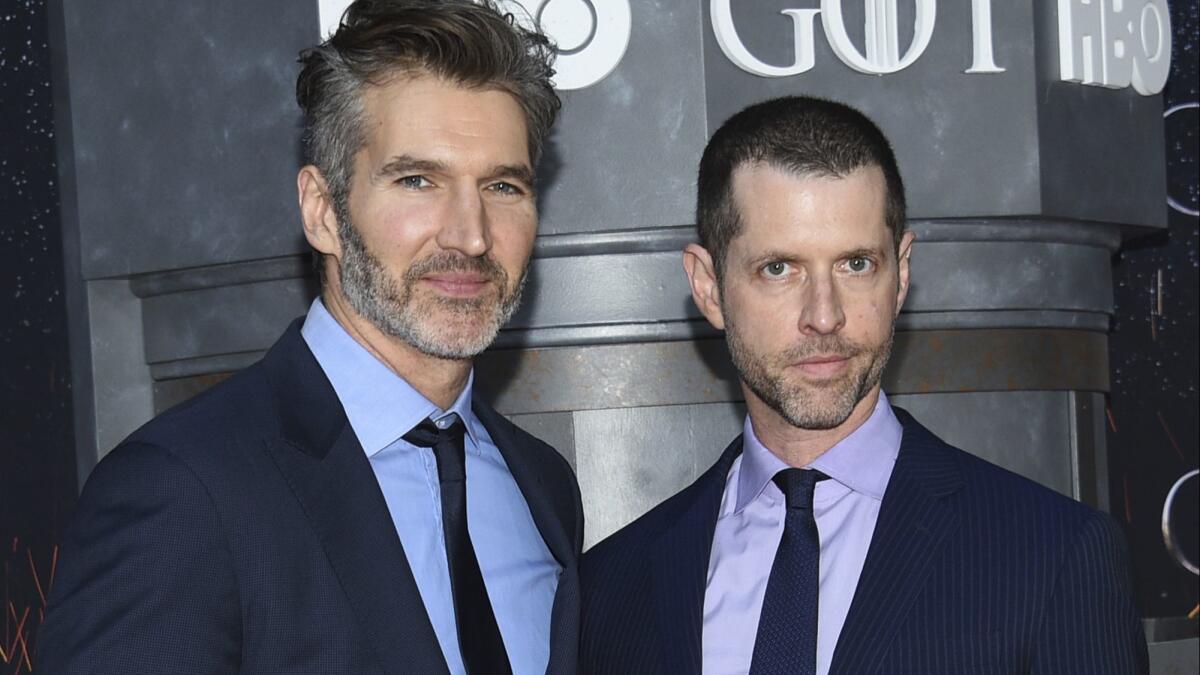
[535,0,707,235]
[574,402,744,548]
[1148,638,1199,675]
[141,278,314,364]
[61,0,315,277]
[476,340,742,416]
[885,329,1110,394]
[508,411,577,470]
[903,241,1114,313]
[85,280,154,462]
[477,329,1109,417]
[889,391,1075,497]
[509,250,699,329]
[1068,391,1109,511]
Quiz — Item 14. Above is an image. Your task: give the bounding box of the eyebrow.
[378,155,447,178]
[488,163,536,190]
[748,250,801,267]
[842,247,888,260]
[378,155,536,190]
[746,246,889,267]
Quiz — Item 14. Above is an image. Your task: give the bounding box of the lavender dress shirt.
[702,392,903,675]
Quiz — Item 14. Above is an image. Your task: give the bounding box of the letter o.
[523,0,632,90]
[1130,0,1171,95]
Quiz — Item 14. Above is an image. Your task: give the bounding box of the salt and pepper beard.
[334,209,527,360]
[723,310,895,431]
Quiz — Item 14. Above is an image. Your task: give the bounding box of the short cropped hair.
[696,96,907,280]
[296,0,560,211]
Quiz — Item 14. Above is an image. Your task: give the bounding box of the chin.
[408,317,502,359]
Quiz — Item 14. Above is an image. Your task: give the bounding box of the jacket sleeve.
[38,442,242,673]
[1030,511,1149,675]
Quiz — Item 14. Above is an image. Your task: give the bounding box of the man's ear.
[683,243,726,331]
[298,165,341,259]
[894,229,916,316]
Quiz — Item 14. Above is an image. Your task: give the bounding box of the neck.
[321,286,471,411]
[746,386,881,468]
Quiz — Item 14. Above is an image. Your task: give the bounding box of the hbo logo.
[1058,0,1171,95]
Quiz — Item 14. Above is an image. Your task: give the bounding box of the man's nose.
[797,273,846,335]
[436,186,490,257]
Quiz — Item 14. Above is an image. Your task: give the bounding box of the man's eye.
[847,257,873,273]
[488,181,525,196]
[398,175,431,189]
[762,262,791,278]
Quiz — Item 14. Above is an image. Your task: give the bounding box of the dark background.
[0,0,1196,668]
[1,0,76,669]
[1107,0,1200,619]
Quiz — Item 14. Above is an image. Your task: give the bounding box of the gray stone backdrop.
[51,0,1164,551]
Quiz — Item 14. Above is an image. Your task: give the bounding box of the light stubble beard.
[335,214,527,360]
[724,312,895,431]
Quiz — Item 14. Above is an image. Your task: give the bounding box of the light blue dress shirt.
[702,392,903,675]
[301,299,559,675]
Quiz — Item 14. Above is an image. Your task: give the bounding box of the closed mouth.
[421,273,492,297]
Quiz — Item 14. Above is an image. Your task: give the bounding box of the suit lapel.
[261,322,450,675]
[473,400,580,675]
[650,436,744,674]
[829,410,963,675]
[474,400,576,569]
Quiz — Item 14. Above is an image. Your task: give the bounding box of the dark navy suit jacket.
[40,321,583,674]
[580,409,1147,674]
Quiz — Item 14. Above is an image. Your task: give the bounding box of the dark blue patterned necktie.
[749,468,827,675]
[404,417,512,675]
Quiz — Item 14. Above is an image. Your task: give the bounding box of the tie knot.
[402,416,466,448]
[403,416,467,483]
[772,468,827,511]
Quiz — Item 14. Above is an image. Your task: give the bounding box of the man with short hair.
[579,96,1146,674]
[41,2,582,672]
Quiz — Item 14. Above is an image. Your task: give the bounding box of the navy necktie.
[749,468,827,675]
[403,417,512,675]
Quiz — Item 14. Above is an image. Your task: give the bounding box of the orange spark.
[24,551,45,609]
[1156,411,1185,462]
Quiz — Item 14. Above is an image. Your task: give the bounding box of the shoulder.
[123,360,276,465]
[585,434,740,567]
[76,360,281,527]
[951,437,1097,527]
[74,358,291,521]
[80,438,221,510]
[895,408,1116,551]
[584,486,683,569]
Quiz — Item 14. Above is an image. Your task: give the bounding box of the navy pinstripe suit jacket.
[40,321,583,674]
[580,409,1147,674]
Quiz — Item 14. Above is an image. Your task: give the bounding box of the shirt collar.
[736,391,902,512]
[300,298,482,456]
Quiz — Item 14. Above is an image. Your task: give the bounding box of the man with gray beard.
[580,96,1146,675]
[41,2,582,673]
